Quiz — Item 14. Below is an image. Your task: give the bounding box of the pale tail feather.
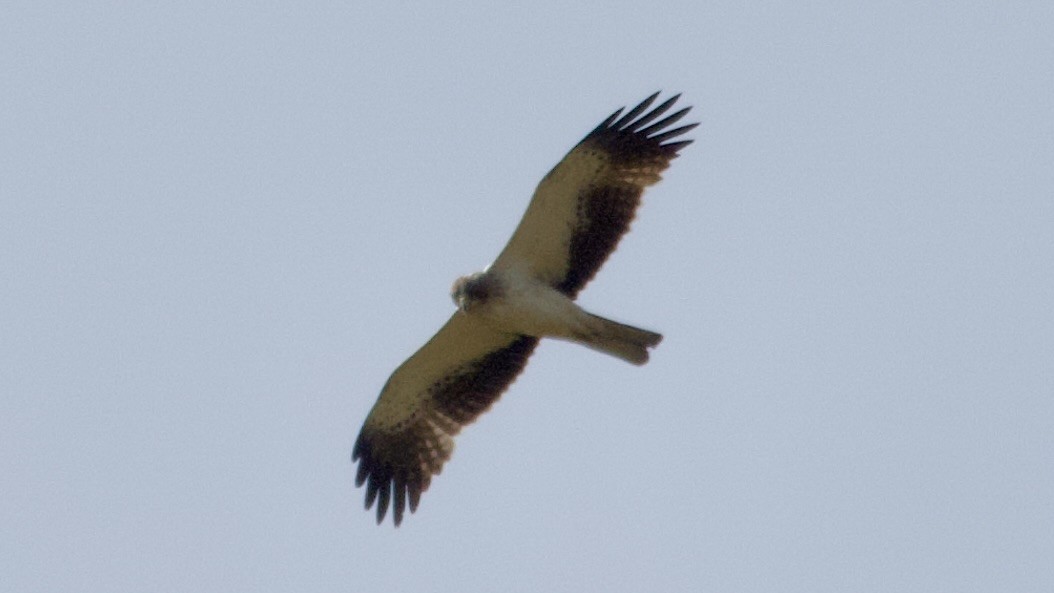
[580,314,663,365]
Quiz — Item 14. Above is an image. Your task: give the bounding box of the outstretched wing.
[353,314,538,526]
[491,92,697,297]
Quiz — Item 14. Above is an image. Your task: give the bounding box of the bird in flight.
[353,92,697,525]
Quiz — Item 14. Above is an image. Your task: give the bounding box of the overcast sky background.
[3,3,1052,592]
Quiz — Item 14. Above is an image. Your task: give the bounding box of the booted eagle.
[353,92,697,525]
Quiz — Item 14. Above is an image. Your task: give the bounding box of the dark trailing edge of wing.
[353,335,539,526]
[430,336,540,425]
[556,92,698,296]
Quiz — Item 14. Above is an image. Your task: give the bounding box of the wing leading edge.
[353,313,538,525]
[492,92,698,297]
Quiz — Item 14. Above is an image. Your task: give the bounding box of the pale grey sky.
[2,2,1052,592]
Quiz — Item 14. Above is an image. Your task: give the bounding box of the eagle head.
[451,272,501,313]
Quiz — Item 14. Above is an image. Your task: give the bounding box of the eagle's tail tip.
[583,314,663,366]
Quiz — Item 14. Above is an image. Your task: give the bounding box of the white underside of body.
[464,267,662,365]
[473,267,593,340]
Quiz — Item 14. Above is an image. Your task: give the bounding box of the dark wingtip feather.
[392,476,407,526]
[364,476,380,509]
[650,122,700,145]
[625,94,680,132]
[594,107,624,133]
[636,106,691,137]
[661,140,694,155]
[375,482,391,525]
[583,92,698,161]
[408,488,421,513]
[611,91,660,129]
